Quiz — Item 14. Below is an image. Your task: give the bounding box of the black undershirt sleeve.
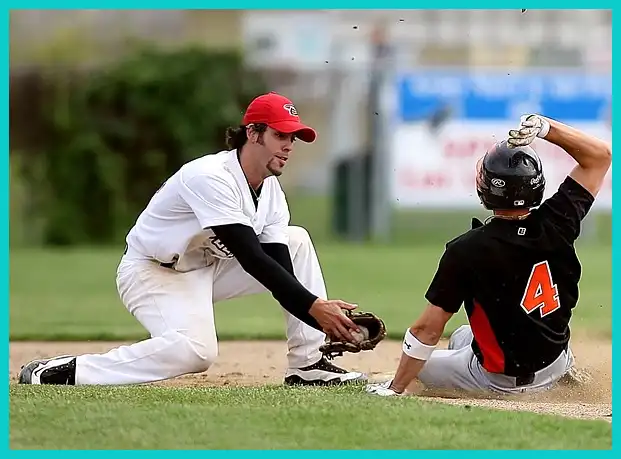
[210,223,321,330]
[261,242,295,275]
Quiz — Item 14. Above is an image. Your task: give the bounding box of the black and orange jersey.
[425,176,595,377]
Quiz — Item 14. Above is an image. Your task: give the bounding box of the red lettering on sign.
[444,138,495,159]
[399,170,452,189]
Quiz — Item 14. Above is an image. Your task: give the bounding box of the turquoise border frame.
[5,4,615,453]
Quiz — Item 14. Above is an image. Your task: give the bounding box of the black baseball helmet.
[476,140,546,210]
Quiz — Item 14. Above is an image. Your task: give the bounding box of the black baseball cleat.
[18,355,77,385]
[284,356,367,386]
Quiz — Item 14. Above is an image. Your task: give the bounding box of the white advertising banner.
[391,121,612,210]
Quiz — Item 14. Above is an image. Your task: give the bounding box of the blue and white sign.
[390,70,612,210]
[397,70,611,123]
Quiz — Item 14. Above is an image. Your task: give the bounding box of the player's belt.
[515,373,535,386]
[485,370,535,388]
[123,244,176,269]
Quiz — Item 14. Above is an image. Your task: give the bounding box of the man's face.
[251,126,296,177]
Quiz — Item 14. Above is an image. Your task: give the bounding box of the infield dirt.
[9,332,611,422]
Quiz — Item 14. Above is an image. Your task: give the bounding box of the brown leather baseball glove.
[319,310,387,359]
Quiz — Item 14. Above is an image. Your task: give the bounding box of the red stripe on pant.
[470,300,505,373]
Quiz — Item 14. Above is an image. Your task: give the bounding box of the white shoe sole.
[284,369,368,386]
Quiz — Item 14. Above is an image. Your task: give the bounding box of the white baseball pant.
[417,325,575,394]
[74,226,327,385]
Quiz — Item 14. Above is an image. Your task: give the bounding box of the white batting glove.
[507,114,551,148]
[365,379,401,397]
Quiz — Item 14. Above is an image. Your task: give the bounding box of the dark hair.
[225,123,267,150]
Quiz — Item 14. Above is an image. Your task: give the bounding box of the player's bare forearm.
[390,353,427,393]
[389,304,452,393]
[542,117,611,197]
[543,117,611,169]
[390,326,442,393]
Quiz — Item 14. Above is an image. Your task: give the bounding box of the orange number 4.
[520,261,561,317]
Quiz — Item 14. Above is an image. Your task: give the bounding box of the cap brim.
[268,120,317,143]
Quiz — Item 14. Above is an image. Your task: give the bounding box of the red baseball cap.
[242,92,317,143]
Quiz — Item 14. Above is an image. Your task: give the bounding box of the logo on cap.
[283,103,298,117]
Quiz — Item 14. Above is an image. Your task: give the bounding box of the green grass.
[9,243,612,341]
[9,385,612,450]
[285,193,613,248]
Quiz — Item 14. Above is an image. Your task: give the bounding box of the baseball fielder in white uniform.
[19,92,367,387]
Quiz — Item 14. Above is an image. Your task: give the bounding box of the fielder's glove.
[507,114,551,148]
[319,310,387,359]
[365,379,401,397]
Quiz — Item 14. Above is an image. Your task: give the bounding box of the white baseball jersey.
[125,149,290,272]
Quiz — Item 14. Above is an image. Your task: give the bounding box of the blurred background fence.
[9,9,612,249]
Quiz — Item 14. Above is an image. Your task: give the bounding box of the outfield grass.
[10,243,612,341]
[9,385,612,450]
[284,193,612,248]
